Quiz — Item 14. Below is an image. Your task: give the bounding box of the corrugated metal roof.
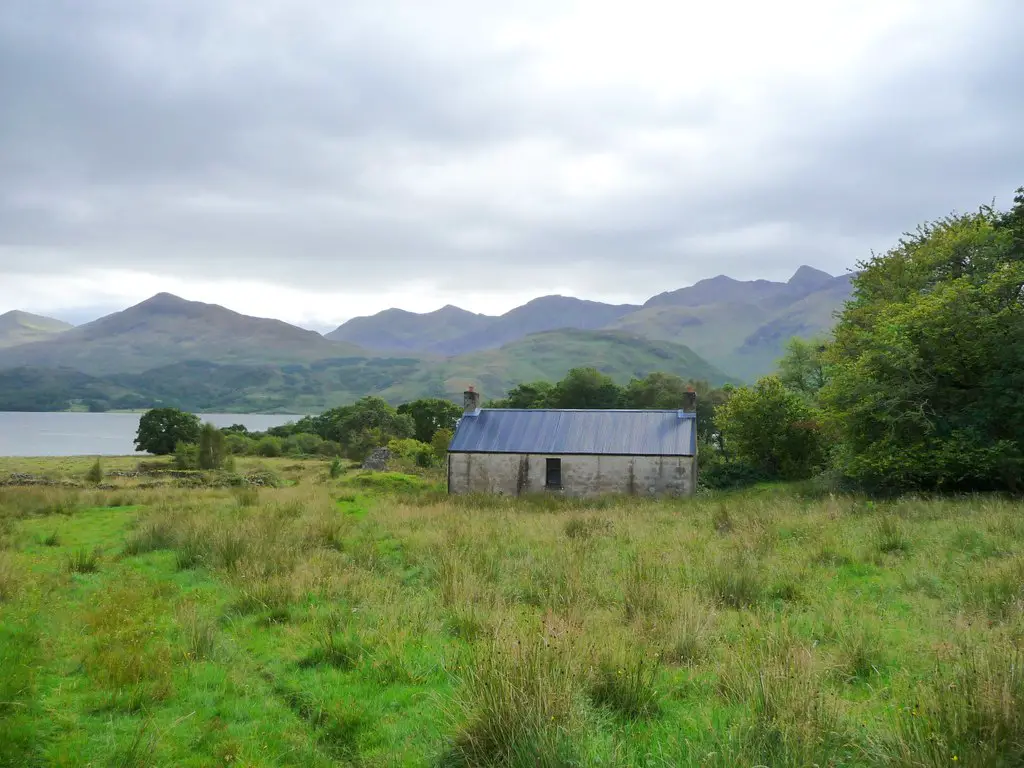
[449,409,696,456]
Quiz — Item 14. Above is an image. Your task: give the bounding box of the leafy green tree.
[397,398,462,443]
[495,381,554,409]
[777,337,831,400]
[313,397,414,449]
[135,408,201,456]
[431,427,453,463]
[197,422,227,470]
[621,374,727,444]
[622,372,690,409]
[716,376,826,480]
[546,367,622,409]
[823,197,1024,491]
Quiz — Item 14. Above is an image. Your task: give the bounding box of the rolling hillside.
[0,311,73,348]
[0,293,367,374]
[0,329,732,412]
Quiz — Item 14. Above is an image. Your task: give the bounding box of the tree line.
[135,185,1023,494]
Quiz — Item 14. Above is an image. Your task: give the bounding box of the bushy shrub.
[283,432,325,456]
[716,376,827,481]
[225,433,253,456]
[255,436,283,458]
[697,448,769,491]
[174,441,199,470]
[387,438,436,468]
[85,458,103,485]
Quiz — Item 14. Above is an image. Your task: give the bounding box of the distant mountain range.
[0,266,854,411]
[326,265,852,380]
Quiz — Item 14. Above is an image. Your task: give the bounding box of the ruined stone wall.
[448,453,695,497]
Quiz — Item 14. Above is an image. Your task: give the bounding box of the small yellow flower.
[952,757,958,762]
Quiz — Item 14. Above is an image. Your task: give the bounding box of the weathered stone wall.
[448,453,695,497]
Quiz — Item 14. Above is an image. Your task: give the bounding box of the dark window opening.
[546,458,562,489]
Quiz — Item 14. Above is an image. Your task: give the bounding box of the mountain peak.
[787,265,833,289]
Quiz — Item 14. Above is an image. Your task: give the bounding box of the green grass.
[1,459,1024,765]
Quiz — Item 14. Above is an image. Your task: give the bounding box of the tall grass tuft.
[587,646,662,719]
[0,552,17,601]
[444,630,582,767]
[965,557,1024,621]
[660,595,716,666]
[66,546,101,573]
[835,621,886,682]
[123,517,176,556]
[178,603,217,662]
[232,486,259,508]
[706,553,763,609]
[876,516,910,554]
[622,553,664,620]
[300,612,363,670]
[717,631,843,765]
[880,643,1024,766]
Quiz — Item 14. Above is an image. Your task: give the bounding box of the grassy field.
[2,457,1024,766]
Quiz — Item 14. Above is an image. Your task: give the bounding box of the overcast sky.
[1,1,1022,330]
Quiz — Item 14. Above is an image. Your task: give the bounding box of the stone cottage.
[446,387,697,497]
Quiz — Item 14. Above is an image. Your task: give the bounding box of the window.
[545,458,562,489]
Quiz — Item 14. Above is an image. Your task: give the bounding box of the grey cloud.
[1,1,1023,308]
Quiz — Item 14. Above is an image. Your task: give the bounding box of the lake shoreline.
[0,412,305,457]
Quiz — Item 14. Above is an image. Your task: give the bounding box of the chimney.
[463,386,481,415]
[681,386,697,415]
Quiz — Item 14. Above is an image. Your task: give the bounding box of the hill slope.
[0,329,733,412]
[0,311,73,348]
[326,305,492,353]
[377,328,737,403]
[0,294,367,374]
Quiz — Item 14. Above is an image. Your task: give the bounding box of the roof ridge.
[479,408,686,413]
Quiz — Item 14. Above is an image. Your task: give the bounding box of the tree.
[135,408,201,455]
[546,367,622,409]
[622,372,690,410]
[777,337,831,400]
[197,422,227,470]
[500,381,554,409]
[431,427,453,462]
[822,198,1024,491]
[621,374,728,444]
[716,376,826,480]
[313,397,414,448]
[397,398,463,443]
